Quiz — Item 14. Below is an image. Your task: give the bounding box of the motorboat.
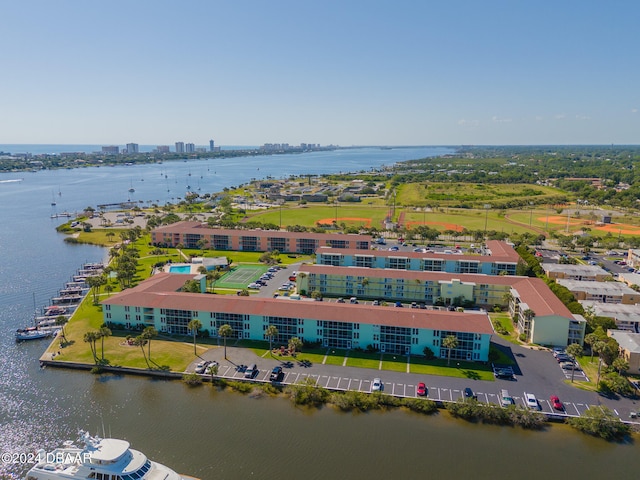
[24,430,196,480]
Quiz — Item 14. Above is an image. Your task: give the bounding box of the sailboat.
[128,179,135,193]
[16,294,55,341]
[51,190,57,206]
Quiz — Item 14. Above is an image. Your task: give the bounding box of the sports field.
[218,265,268,289]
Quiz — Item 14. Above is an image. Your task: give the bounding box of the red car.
[550,395,564,410]
[416,382,427,397]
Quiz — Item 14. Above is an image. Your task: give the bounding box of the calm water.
[1,146,639,480]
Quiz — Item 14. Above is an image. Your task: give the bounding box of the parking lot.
[189,340,640,423]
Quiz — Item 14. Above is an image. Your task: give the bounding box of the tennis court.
[217,265,268,289]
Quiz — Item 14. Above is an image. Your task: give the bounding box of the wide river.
[0,146,638,479]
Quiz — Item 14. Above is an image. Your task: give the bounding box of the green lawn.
[410,357,495,381]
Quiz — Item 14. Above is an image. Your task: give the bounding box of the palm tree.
[134,335,150,368]
[265,325,279,355]
[206,270,221,293]
[83,331,98,363]
[55,315,68,342]
[188,319,202,355]
[218,324,233,359]
[99,325,112,361]
[207,362,219,383]
[442,335,458,366]
[288,337,303,355]
[566,343,583,383]
[612,357,629,375]
[142,326,158,359]
[592,340,607,388]
[584,332,600,362]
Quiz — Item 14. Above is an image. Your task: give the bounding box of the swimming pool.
[169,265,191,273]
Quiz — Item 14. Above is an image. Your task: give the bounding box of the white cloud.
[457,119,479,127]
[632,108,638,114]
[492,116,512,123]
[554,113,566,120]
[575,114,591,120]
[535,116,543,121]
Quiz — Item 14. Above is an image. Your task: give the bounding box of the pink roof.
[103,272,493,334]
[298,264,572,319]
[316,240,519,263]
[152,221,372,242]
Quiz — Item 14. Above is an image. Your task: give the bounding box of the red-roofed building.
[102,272,493,360]
[150,221,372,254]
[297,264,585,347]
[316,240,520,275]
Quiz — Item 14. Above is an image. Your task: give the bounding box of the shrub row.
[446,400,546,429]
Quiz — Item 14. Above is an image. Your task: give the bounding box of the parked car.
[270,366,283,381]
[195,360,210,374]
[525,392,539,410]
[394,301,403,308]
[416,382,427,397]
[555,354,572,363]
[500,389,514,407]
[388,246,399,251]
[247,282,261,289]
[371,378,383,392]
[560,362,581,371]
[550,395,564,410]
[372,300,380,306]
[244,364,258,379]
[337,298,345,303]
[464,387,477,400]
[349,297,358,304]
[410,302,418,308]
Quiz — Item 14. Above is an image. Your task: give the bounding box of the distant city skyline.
[1,1,638,146]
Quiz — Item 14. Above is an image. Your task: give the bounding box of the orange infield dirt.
[543,215,640,235]
[317,217,372,227]
[405,221,464,232]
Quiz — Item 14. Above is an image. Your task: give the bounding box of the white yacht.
[25,431,198,480]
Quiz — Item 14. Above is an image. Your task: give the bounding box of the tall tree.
[218,324,234,359]
[566,343,583,383]
[55,315,68,342]
[134,335,150,368]
[83,331,98,363]
[442,335,458,366]
[265,325,279,355]
[99,325,112,361]
[142,326,158,359]
[188,319,202,355]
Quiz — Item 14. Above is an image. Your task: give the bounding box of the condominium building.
[101,272,493,360]
[541,263,610,281]
[101,146,119,154]
[126,143,139,154]
[151,222,372,253]
[316,240,520,275]
[581,301,640,333]
[556,279,640,304]
[175,142,185,153]
[185,143,195,153]
[297,264,585,347]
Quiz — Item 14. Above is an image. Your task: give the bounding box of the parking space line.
[347,378,353,390]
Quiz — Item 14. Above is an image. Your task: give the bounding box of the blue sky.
[1,1,638,146]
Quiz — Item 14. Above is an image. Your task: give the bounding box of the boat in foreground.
[25,430,197,480]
